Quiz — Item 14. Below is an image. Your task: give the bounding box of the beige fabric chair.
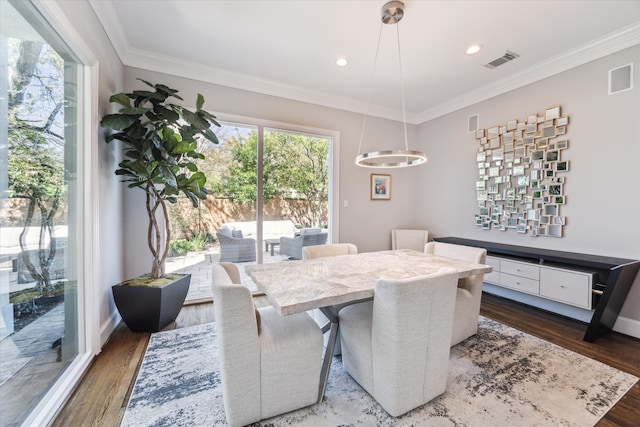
[391,229,429,252]
[302,243,358,355]
[302,243,358,260]
[424,241,487,346]
[212,263,323,426]
[339,268,459,417]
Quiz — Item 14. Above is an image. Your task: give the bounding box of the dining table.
[245,249,492,403]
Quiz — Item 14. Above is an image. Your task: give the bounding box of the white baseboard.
[99,311,121,351]
[613,315,640,339]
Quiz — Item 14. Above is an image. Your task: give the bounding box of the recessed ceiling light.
[466,44,482,55]
[336,57,348,67]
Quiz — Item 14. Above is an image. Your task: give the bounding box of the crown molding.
[415,22,640,124]
[90,0,639,125]
[124,45,414,123]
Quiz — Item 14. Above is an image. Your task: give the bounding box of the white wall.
[416,46,640,334]
[55,0,125,345]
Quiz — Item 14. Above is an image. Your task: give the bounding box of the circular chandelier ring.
[355,149,427,168]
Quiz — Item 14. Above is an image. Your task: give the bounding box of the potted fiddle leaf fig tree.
[101,79,220,332]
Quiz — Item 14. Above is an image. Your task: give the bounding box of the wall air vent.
[483,51,520,69]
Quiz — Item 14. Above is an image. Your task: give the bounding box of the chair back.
[424,241,486,263]
[302,232,328,247]
[371,267,459,416]
[211,270,261,425]
[391,229,429,251]
[302,243,358,259]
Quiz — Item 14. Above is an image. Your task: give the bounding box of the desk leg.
[271,244,276,257]
[317,306,339,403]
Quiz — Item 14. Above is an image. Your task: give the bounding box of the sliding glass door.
[167,119,334,298]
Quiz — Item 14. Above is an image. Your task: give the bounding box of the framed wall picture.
[370,174,391,200]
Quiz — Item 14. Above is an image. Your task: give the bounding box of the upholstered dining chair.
[302,243,358,355]
[391,229,429,252]
[424,241,487,346]
[212,263,323,427]
[302,243,358,260]
[338,268,460,417]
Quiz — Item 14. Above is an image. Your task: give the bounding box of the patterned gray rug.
[121,317,637,426]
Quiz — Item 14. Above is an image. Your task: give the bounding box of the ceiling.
[90,0,640,124]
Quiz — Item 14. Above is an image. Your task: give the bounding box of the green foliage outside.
[168,232,212,256]
[7,39,66,290]
[205,129,329,227]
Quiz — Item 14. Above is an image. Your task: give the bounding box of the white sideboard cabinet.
[485,256,596,310]
[434,237,640,342]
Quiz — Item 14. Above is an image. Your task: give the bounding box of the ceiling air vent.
[483,51,520,69]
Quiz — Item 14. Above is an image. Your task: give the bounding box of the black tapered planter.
[112,274,191,332]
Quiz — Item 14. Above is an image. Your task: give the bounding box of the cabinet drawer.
[484,270,500,284]
[500,260,540,280]
[486,256,500,271]
[499,272,540,294]
[540,268,592,308]
[484,256,501,283]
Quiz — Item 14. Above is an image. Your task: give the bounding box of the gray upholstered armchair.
[279,228,328,260]
[216,225,256,263]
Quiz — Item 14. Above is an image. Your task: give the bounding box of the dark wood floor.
[52,293,640,427]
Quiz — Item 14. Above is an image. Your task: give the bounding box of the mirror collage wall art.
[473,106,569,237]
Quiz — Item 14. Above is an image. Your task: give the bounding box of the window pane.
[0,1,82,423]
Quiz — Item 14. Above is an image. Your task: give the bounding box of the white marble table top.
[246,249,492,316]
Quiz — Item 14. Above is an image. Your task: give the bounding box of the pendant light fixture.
[356,1,427,168]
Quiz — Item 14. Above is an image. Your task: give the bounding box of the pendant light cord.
[396,22,409,152]
[357,20,410,155]
[357,22,384,156]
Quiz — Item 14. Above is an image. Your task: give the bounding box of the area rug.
[121,317,637,427]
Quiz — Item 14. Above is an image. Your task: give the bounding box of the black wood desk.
[434,237,640,342]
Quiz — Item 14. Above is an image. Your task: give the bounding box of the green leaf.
[172,140,195,154]
[158,165,177,188]
[101,114,137,131]
[190,171,206,186]
[201,128,219,144]
[185,162,198,172]
[196,94,204,111]
[155,104,180,123]
[180,109,209,130]
[132,90,165,101]
[185,192,199,208]
[119,107,149,115]
[137,78,155,89]
[109,93,132,108]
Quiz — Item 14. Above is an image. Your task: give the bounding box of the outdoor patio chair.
[279,228,328,260]
[216,225,256,263]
